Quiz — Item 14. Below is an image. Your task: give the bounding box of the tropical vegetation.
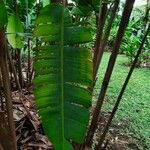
[0,0,149,150]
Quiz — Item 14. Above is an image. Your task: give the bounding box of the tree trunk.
[0,69,4,110]
[0,30,17,150]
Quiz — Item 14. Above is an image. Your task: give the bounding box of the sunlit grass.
[94,52,150,149]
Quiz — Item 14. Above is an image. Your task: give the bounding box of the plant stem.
[16,48,24,88]
[13,0,17,13]
[8,49,37,121]
[85,0,135,147]
[93,1,106,70]
[94,0,120,79]
[27,39,31,86]
[0,30,17,150]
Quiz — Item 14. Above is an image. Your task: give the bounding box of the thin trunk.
[0,69,4,110]
[26,0,31,87]
[94,0,120,78]
[27,38,31,87]
[8,49,37,122]
[29,68,34,85]
[93,2,107,67]
[16,48,24,88]
[85,0,135,147]
[8,50,22,91]
[72,142,81,150]
[95,24,150,150]
[106,2,114,18]
[13,0,23,87]
[0,111,14,150]
[51,0,62,3]
[64,0,68,6]
[13,0,17,13]
[93,0,102,54]
[95,13,99,28]
[0,143,4,150]
[0,30,17,150]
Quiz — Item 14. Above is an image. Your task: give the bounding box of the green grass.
[94,52,150,149]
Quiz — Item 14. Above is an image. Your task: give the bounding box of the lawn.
[94,52,150,149]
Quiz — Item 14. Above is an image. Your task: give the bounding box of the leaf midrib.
[60,4,65,150]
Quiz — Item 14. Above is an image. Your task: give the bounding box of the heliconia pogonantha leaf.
[33,3,93,150]
[7,14,24,49]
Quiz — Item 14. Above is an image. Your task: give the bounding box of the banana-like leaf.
[0,0,7,29]
[7,14,24,49]
[33,4,93,150]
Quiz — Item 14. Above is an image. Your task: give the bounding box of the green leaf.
[7,14,24,49]
[72,0,100,12]
[0,0,7,29]
[33,3,93,150]
[43,0,50,7]
[71,6,93,17]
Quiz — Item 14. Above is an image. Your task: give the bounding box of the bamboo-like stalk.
[85,0,135,147]
[25,0,31,87]
[95,23,150,150]
[13,0,24,88]
[7,50,21,91]
[93,1,106,68]
[27,39,31,86]
[94,0,120,79]
[16,48,24,88]
[0,30,17,150]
